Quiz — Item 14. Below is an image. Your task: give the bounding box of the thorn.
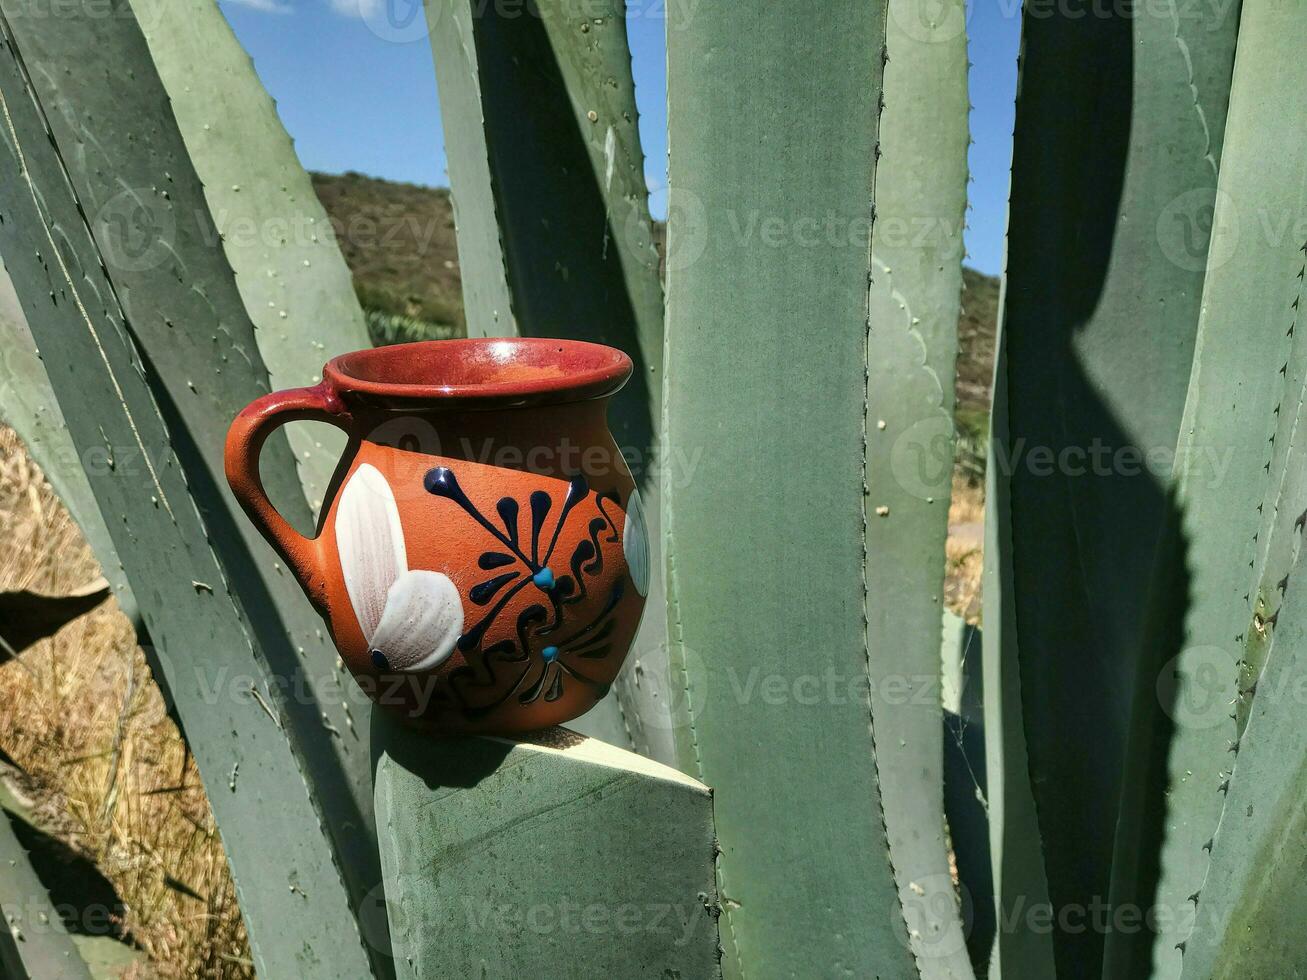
[1187,891,1201,904]
[248,685,282,730]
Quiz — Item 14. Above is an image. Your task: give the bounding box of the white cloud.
[329,0,386,17]
[223,0,293,13]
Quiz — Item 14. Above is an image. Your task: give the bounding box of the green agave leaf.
[423,0,670,760]
[0,2,381,973]
[662,0,919,975]
[373,721,721,977]
[988,1,1239,973]
[981,320,1056,980]
[0,268,138,630]
[132,0,373,514]
[1109,3,1307,975]
[1180,536,1307,979]
[865,0,972,973]
[0,806,94,980]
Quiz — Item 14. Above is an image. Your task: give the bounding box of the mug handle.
[224,381,351,609]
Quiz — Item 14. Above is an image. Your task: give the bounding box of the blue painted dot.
[533,567,556,591]
[371,649,391,671]
[541,646,560,663]
[423,467,454,495]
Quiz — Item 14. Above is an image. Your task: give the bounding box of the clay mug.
[223,338,649,734]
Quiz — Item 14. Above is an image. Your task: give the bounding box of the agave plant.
[0,0,1304,976]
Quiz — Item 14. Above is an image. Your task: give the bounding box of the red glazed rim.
[323,338,633,408]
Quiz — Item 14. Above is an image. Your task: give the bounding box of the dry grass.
[0,426,251,979]
[945,474,984,624]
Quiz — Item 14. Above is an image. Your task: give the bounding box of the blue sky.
[219,0,1019,275]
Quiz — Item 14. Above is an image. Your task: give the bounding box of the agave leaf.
[1108,3,1307,974]
[864,0,972,973]
[132,0,373,514]
[424,0,668,760]
[0,3,380,973]
[981,323,1057,979]
[0,804,94,980]
[1178,554,1307,978]
[373,720,721,977]
[987,1,1240,972]
[0,269,138,630]
[662,0,920,975]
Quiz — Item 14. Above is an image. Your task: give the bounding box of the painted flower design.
[421,466,639,713]
[336,463,464,673]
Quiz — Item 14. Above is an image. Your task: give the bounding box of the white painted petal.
[370,571,464,673]
[337,463,407,644]
[623,488,650,597]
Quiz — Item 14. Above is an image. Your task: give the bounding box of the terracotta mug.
[224,338,649,734]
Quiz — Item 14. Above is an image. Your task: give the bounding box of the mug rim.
[323,338,633,408]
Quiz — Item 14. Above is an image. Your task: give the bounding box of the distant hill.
[309,171,999,417]
[310,171,465,332]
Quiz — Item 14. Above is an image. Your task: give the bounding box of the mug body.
[225,339,649,734]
